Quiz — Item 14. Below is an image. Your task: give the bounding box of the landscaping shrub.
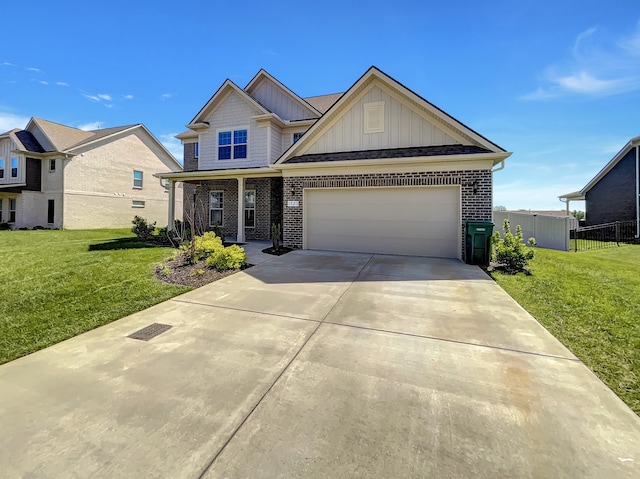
[0,222,11,230]
[206,244,248,271]
[181,231,224,263]
[131,215,156,241]
[492,219,535,274]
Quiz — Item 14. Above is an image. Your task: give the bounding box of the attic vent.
[363,101,385,134]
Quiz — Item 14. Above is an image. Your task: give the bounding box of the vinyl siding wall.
[250,80,316,121]
[305,85,462,155]
[198,92,269,170]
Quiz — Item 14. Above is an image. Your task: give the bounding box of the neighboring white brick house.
[0,118,183,229]
[158,67,510,259]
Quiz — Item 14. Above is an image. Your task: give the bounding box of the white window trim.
[209,190,224,227]
[132,200,146,208]
[133,170,143,189]
[216,126,249,161]
[0,157,5,179]
[244,189,256,229]
[49,159,56,172]
[364,101,385,134]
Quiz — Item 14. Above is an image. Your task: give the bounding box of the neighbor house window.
[0,198,3,222]
[218,129,247,160]
[11,158,18,178]
[293,132,304,143]
[245,190,255,228]
[0,158,4,179]
[9,198,16,223]
[194,142,199,158]
[209,191,223,226]
[132,200,145,208]
[133,170,143,188]
[47,199,55,224]
[49,159,56,172]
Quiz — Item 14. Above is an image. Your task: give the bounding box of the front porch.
[159,168,282,243]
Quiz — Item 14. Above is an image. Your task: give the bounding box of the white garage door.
[304,186,460,258]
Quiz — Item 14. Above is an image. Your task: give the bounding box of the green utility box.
[465,220,494,266]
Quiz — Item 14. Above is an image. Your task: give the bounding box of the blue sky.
[2,0,639,211]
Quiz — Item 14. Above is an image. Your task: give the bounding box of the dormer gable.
[245,69,321,121]
[188,79,270,129]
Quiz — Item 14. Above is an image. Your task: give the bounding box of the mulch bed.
[155,258,252,288]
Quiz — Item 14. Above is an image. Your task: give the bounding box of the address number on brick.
[287,200,300,207]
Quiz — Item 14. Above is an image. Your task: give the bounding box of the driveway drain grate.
[128,323,172,341]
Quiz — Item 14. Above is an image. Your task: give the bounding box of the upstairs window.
[11,158,18,178]
[49,159,56,172]
[293,132,304,143]
[194,142,199,158]
[218,129,247,160]
[0,158,4,179]
[133,170,143,188]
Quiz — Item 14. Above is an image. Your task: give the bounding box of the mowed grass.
[0,229,190,364]
[490,245,640,414]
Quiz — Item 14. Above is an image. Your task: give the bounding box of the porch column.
[237,177,245,242]
[167,180,176,231]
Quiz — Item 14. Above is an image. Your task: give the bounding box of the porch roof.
[154,166,280,183]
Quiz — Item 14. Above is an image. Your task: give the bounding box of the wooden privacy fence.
[493,212,577,252]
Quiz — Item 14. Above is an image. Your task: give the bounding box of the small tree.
[492,219,535,274]
[571,210,585,221]
[271,223,281,251]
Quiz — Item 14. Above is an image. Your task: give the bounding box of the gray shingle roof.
[15,130,45,153]
[285,145,492,164]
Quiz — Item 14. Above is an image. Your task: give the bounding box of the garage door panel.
[304,187,460,258]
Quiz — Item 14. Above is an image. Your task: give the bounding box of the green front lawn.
[0,229,189,365]
[490,246,640,414]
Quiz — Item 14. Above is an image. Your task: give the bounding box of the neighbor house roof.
[559,135,640,201]
[29,118,94,151]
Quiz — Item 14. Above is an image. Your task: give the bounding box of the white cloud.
[124,94,134,100]
[82,93,101,102]
[618,21,640,55]
[159,133,183,162]
[2,62,16,67]
[26,67,41,73]
[0,111,29,131]
[522,23,640,100]
[77,121,104,131]
[553,71,635,95]
[56,82,69,87]
[39,80,48,85]
[97,93,112,101]
[161,93,173,100]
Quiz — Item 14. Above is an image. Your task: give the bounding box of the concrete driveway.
[1,250,640,478]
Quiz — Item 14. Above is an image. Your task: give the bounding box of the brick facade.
[282,170,492,259]
[183,177,282,240]
[183,143,198,172]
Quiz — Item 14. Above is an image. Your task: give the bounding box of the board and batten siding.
[198,91,269,170]
[306,85,463,155]
[0,138,26,186]
[250,80,316,121]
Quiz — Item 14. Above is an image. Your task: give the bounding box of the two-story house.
[0,118,183,229]
[159,67,510,259]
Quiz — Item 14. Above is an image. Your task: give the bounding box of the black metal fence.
[571,220,639,251]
